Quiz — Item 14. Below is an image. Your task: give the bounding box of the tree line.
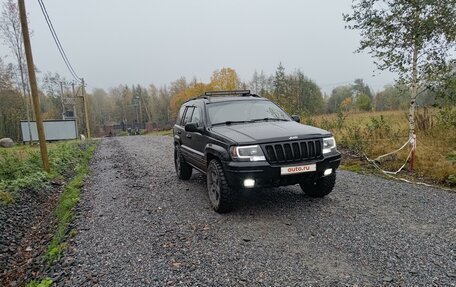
[2,62,454,141]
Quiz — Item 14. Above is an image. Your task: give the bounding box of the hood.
[211,121,331,145]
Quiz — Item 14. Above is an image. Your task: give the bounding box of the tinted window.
[176,105,186,124]
[182,107,194,125]
[191,107,202,126]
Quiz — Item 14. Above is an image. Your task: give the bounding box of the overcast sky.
[1,0,396,94]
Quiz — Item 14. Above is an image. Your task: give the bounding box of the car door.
[185,105,207,171]
[173,104,187,145]
[180,106,195,161]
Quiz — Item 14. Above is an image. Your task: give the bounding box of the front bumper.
[222,152,341,188]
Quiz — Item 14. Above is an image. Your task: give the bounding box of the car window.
[176,105,186,125]
[182,107,194,125]
[207,100,290,125]
[191,107,202,126]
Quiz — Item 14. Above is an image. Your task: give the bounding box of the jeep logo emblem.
[289,136,298,140]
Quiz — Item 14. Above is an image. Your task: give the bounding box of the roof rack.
[185,90,261,103]
[205,90,251,96]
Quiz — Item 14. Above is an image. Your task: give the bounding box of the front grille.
[262,139,322,164]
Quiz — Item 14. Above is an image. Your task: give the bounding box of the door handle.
[186,134,192,138]
[177,130,182,134]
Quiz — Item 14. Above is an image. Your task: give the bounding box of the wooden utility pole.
[60,81,66,120]
[18,0,50,173]
[81,78,91,138]
[138,95,143,128]
[71,81,76,120]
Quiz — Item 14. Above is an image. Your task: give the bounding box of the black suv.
[173,90,341,213]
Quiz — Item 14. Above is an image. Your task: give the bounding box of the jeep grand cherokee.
[173,90,341,213]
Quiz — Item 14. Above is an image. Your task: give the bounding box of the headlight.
[322,137,336,154]
[230,145,266,161]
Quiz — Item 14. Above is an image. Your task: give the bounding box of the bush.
[336,109,346,129]
[436,106,456,128]
[365,115,391,139]
[340,126,370,154]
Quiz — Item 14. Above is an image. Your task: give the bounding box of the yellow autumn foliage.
[169,67,241,118]
[170,82,210,118]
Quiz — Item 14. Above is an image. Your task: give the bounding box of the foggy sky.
[2,0,396,94]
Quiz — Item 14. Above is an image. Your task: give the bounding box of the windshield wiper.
[250,118,289,122]
[212,118,289,126]
[211,120,250,126]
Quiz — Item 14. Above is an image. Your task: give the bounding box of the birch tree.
[343,0,456,158]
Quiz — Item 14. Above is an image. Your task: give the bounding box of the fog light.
[243,179,255,188]
[324,168,333,176]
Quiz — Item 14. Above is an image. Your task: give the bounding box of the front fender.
[205,143,230,161]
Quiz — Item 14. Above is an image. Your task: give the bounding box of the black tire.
[174,145,192,180]
[299,173,336,198]
[207,159,236,213]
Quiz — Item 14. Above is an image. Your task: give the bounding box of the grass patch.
[45,141,97,264]
[26,278,53,287]
[0,140,93,204]
[447,151,456,162]
[0,190,14,204]
[340,162,364,173]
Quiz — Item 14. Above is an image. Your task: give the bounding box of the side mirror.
[291,115,300,123]
[185,122,203,133]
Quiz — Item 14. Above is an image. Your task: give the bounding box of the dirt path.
[54,136,455,286]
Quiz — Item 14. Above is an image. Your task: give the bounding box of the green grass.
[0,140,94,204]
[0,191,14,204]
[45,142,97,264]
[26,278,53,287]
[340,162,364,173]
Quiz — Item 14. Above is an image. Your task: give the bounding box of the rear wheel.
[174,146,192,180]
[207,159,236,213]
[299,173,336,197]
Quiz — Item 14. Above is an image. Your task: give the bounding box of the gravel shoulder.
[55,136,456,286]
[0,186,59,286]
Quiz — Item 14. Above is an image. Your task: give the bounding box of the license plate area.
[281,164,316,175]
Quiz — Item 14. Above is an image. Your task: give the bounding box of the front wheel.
[174,146,192,180]
[299,173,336,197]
[207,159,236,213]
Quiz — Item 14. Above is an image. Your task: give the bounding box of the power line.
[37,0,81,82]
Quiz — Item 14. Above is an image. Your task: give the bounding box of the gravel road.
[56,136,455,286]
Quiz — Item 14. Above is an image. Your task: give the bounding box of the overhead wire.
[37,0,81,82]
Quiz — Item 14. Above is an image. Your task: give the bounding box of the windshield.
[207,100,291,126]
